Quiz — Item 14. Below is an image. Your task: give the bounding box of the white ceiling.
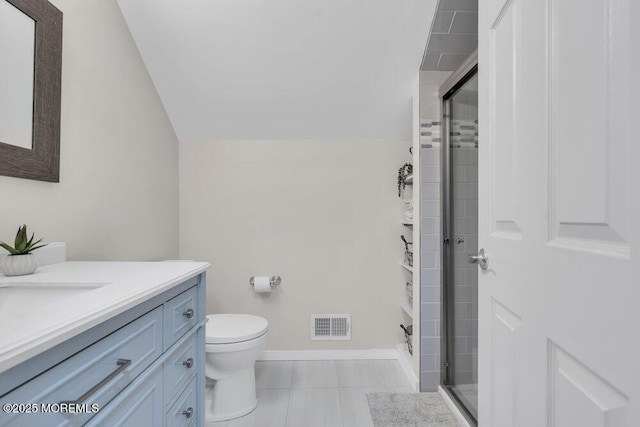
[117,0,437,141]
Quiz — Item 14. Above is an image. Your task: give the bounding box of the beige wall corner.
[0,0,179,261]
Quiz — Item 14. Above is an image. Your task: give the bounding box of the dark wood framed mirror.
[0,0,62,182]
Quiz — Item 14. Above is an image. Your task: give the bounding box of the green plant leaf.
[16,232,29,252]
[26,238,45,252]
[14,226,22,248]
[27,243,48,253]
[16,225,28,249]
[25,237,43,250]
[0,242,19,255]
[16,240,28,253]
[5,225,46,255]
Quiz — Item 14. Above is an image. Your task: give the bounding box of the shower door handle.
[468,248,488,270]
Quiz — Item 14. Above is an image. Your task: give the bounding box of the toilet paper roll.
[253,276,271,293]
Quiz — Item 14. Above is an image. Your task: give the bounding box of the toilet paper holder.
[249,275,282,287]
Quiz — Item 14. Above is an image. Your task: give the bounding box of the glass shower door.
[442,70,478,423]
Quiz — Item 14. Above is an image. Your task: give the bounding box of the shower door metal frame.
[439,49,478,426]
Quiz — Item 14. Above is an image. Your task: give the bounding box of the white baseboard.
[396,344,419,392]
[259,349,398,361]
[438,386,472,427]
[258,348,419,392]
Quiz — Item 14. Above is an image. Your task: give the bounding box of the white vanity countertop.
[0,261,210,374]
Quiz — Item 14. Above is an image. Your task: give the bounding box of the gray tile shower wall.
[419,130,479,392]
[420,118,442,392]
[420,121,442,145]
[418,70,451,393]
[450,119,479,147]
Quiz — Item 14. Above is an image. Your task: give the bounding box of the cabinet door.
[85,364,163,427]
[1,307,163,427]
[166,378,197,427]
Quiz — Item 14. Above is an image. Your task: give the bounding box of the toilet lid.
[206,314,269,344]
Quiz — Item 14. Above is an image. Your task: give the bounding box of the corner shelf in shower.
[404,174,414,185]
[400,263,413,273]
[402,221,413,227]
[401,303,413,318]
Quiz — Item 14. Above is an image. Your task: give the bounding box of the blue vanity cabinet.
[164,286,199,351]
[0,307,164,426]
[0,272,207,427]
[163,333,198,408]
[84,364,165,427]
[166,377,197,427]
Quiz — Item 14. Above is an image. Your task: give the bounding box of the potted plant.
[0,225,47,276]
[397,163,413,197]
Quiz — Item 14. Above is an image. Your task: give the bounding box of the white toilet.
[204,314,269,421]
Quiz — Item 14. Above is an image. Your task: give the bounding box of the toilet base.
[205,369,258,421]
[205,395,257,422]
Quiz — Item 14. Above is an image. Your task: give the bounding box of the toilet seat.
[205,332,268,354]
[206,314,268,344]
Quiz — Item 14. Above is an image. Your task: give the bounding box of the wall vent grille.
[311,314,351,340]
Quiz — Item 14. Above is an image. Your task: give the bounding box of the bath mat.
[366,392,462,427]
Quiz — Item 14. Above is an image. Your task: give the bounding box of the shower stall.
[440,53,478,425]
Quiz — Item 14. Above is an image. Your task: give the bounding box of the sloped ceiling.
[421,0,478,71]
[117,0,437,141]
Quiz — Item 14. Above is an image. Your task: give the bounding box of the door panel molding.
[547,0,631,258]
[489,0,522,240]
[548,341,628,427]
[491,298,521,427]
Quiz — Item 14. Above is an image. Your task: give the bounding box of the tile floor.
[205,359,415,427]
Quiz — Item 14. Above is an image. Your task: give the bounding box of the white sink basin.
[0,282,110,319]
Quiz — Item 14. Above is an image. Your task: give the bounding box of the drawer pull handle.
[182,407,194,419]
[60,358,132,405]
[182,358,194,369]
[183,308,195,319]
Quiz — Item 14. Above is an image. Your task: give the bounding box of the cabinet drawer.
[164,332,197,408]
[84,363,164,427]
[166,378,197,427]
[163,286,198,350]
[0,307,163,427]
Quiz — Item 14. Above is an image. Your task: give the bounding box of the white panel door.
[478,0,640,425]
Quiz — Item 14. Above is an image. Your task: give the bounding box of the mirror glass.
[0,0,35,149]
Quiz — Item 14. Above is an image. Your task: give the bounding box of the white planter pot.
[0,253,39,276]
